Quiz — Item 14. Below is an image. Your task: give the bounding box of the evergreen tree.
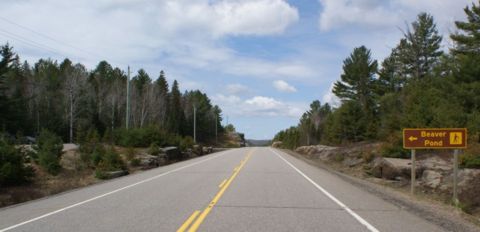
[333,46,378,139]
[0,44,17,132]
[333,46,378,113]
[167,80,185,135]
[402,13,443,79]
[154,70,169,127]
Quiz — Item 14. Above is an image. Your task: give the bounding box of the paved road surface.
[0,147,445,232]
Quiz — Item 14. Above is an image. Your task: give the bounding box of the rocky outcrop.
[371,157,422,180]
[271,141,282,148]
[421,170,443,189]
[295,145,338,161]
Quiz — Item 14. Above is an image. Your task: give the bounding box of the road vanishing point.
[0,148,445,232]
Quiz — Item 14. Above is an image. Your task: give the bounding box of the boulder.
[139,154,160,168]
[419,156,451,172]
[371,157,422,180]
[193,145,203,156]
[294,145,338,160]
[421,170,443,189]
[457,169,480,211]
[271,141,282,148]
[162,147,181,161]
[343,157,363,167]
[202,146,213,154]
[104,170,128,179]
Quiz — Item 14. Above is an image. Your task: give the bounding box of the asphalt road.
[0,147,445,232]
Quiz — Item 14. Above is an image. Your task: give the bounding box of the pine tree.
[451,1,480,83]
[333,46,378,112]
[155,70,169,127]
[167,80,185,135]
[0,44,17,131]
[402,13,443,79]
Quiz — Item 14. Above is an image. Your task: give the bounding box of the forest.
[0,44,226,184]
[273,3,480,167]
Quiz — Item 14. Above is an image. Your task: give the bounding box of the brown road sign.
[403,128,467,149]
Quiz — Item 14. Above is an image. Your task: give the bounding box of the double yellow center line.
[177,149,254,232]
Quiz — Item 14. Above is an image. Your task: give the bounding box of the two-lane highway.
[0,148,445,231]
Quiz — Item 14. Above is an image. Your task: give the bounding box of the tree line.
[0,43,230,184]
[274,2,480,163]
[0,47,224,145]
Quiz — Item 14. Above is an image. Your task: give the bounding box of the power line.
[0,16,106,61]
[0,29,68,58]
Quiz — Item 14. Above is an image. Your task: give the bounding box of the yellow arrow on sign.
[409,136,418,142]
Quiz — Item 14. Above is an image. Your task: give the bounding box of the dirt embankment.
[0,144,220,208]
[287,143,480,229]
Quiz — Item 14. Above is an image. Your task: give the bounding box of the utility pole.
[126,66,131,130]
[215,111,218,145]
[193,105,197,144]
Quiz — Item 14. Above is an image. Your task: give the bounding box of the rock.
[271,141,282,148]
[62,143,78,152]
[457,169,480,211]
[342,157,363,167]
[162,147,182,161]
[193,145,203,156]
[419,156,451,172]
[422,170,442,189]
[202,146,213,154]
[294,145,338,160]
[104,170,128,179]
[371,157,422,180]
[139,154,160,168]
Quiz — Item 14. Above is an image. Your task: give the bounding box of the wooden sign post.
[403,128,467,204]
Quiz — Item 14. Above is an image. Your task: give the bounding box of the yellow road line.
[218,179,227,188]
[177,210,200,232]
[187,149,255,232]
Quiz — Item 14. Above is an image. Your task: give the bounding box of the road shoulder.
[278,148,480,232]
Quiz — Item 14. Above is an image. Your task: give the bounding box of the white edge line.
[0,150,233,232]
[270,148,380,232]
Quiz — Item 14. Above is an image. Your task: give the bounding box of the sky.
[0,0,473,139]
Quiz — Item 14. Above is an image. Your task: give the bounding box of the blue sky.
[0,0,472,139]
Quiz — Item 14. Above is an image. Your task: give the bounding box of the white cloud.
[225,84,250,95]
[212,94,306,118]
[212,0,299,37]
[212,94,242,105]
[318,0,399,31]
[0,0,299,75]
[318,0,470,32]
[244,96,304,117]
[273,80,297,93]
[321,83,340,108]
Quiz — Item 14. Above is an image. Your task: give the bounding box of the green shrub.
[148,143,161,156]
[91,148,104,166]
[125,147,135,161]
[114,126,167,147]
[334,153,345,162]
[179,136,194,151]
[102,128,113,144]
[79,128,100,155]
[35,130,63,175]
[95,148,126,172]
[380,135,409,158]
[0,136,34,186]
[460,153,480,169]
[130,158,141,167]
[94,169,108,179]
[362,152,375,163]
